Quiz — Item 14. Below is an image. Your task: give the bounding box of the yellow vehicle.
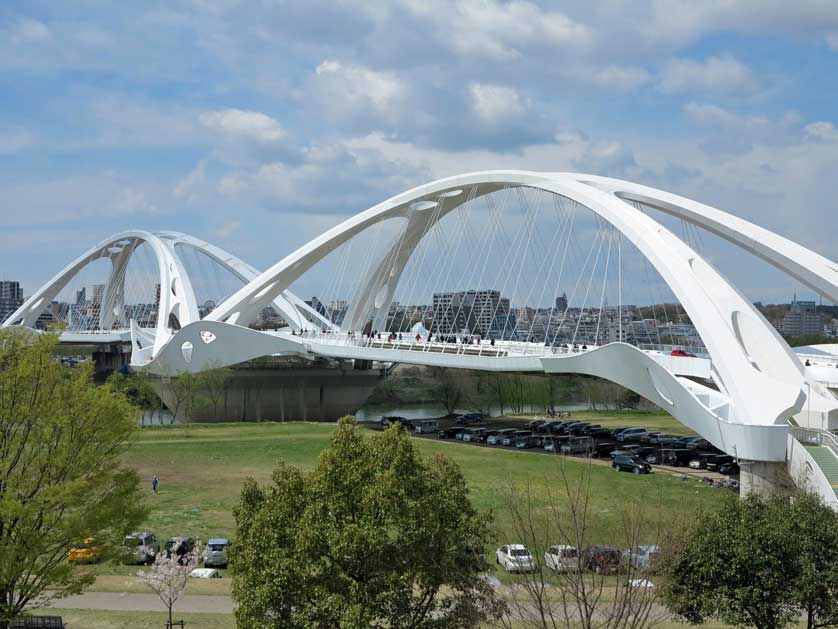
[67,537,106,564]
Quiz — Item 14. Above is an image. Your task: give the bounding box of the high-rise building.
[431,289,517,339]
[555,293,568,311]
[781,299,823,337]
[0,280,24,325]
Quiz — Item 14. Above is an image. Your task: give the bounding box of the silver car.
[204,538,230,568]
[123,531,160,564]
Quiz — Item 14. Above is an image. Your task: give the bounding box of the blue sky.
[1,0,838,304]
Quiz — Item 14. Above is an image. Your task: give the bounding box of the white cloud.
[432,0,592,61]
[469,83,528,122]
[804,121,838,142]
[110,188,159,217]
[12,17,50,44]
[312,60,404,116]
[199,109,285,143]
[659,55,760,96]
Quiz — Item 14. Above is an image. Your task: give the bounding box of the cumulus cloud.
[659,55,760,96]
[200,109,285,143]
[804,121,838,142]
[470,83,528,122]
[304,60,406,129]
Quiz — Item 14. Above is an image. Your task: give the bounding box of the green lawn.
[116,413,723,560]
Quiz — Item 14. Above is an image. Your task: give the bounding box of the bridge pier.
[738,460,790,497]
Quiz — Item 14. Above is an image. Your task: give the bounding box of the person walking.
[152,475,159,494]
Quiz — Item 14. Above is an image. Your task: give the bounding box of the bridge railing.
[791,426,838,461]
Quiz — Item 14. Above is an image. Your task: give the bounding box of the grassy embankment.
[94,413,721,572]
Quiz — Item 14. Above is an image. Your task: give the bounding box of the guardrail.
[791,426,838,460]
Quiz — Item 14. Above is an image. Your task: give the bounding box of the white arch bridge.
[5,171,838,494]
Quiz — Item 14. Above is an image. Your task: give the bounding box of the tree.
[198,365,233,420]
[495,460,673,629]
[0,330,145,627]
[661,493,801,629]
[106,370,164,424]
[786,493,838,629]
[231,417,504,628]
[428,366,466,416]
[165,371,202,423]
[138,541,202,629]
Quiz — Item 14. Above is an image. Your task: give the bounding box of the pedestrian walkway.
[804,445,838,497]
[47,592,234,614]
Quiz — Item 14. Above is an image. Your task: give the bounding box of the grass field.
[105,411,724,575]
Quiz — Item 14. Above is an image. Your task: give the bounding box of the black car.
[582,545,622,574]
[653,448,694,466]
[525,419,546,430]
[165,536,196,564]
[381,415,411,429]
[610,445,641,459]
[684,437,711,450]
[705,455,735,472]
[718,461,740,476]
[550,421,574,434]
[438,427,466,439]
[577,424,603,436]
[536,421,560,433]
[588,427,613,439]
[592,441,618,458]
[612,454,652,474]
[567,422,592,435]
[456,412,484,425]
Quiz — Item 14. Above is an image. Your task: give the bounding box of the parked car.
[203,538,230,568]
[560,436,595,455]
[165,536,196,564]
[719,461,741,476]
[496,544,535,573]
[122,531,160,564]
[650,448,693,466]
[567,422,592,435]
[649,434,679,446]
[577,424,603,436]
[588,427,613,439]
[616,427,650,442]
[524,419,546,430]
[610,445,641,459]
[67,537,106,564]
[536,421,561,433]
[461,428,487,442]
[705,455,735,472]
[472,429,499,444]
[456,412,484,425]
[413,420,439,434]
[612,454,652,474]
[381,415,411,429]
[543,436,572,453]
[550,421,575,434]
[487,429,517,445]
[688,453,712,469]
[592,441,618,458]
[639,431,662,444]
[683,437,711,450]
[582,545,622,574]
[610,427,632,439]
[189,568,222,578]
[438,427,466,440]
[622,545,660,571]
[503,430,532,446]
[544,545,580,573]
[515,435,541,449]
[560,421,586,434]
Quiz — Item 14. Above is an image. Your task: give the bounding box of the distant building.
[781,300,823,337]
[432,289,516,339]
[0,280,24,324]
[555,293,568,311]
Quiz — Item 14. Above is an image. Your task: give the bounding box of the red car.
[670,349,695,358]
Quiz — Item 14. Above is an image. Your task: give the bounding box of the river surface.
[355,402,595,422]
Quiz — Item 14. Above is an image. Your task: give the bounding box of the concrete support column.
[739,460,787,497]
